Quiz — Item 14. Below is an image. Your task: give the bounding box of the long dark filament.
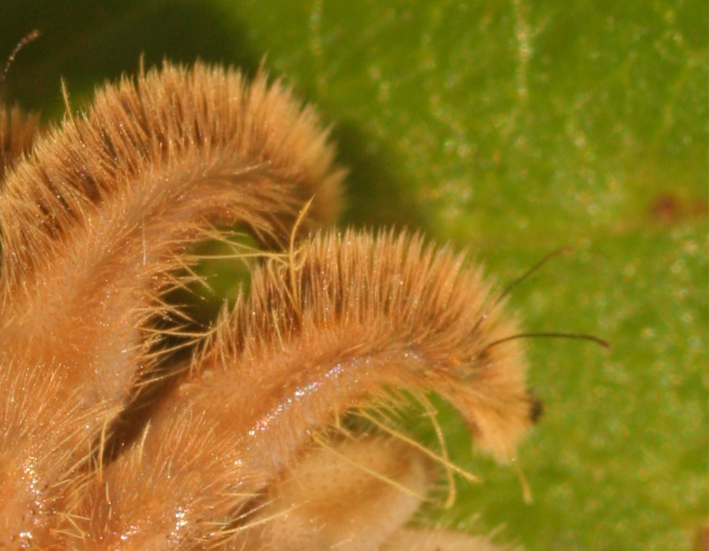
[0,30,40,169]
[482,332,610,354]
[0,30,40,89]
[472,247,572,336]
[496,247,573,305]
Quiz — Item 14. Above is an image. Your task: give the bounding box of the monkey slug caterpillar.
[0,62,538,550]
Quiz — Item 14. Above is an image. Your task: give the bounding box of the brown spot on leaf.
[650,194,681,223]
[649,193,708,224]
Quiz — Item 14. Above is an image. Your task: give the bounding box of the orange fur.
[230,436,434,550]
[0,62,533,550]
[66,231,534,548]
[0,62,343,547]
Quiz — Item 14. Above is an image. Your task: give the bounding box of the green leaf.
[3,0,706,548]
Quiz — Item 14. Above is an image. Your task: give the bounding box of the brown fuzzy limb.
[228,436,433,551]
[0,62,343,547]
[73,230,534,548]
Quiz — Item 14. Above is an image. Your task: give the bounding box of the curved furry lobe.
[230,436,435,551]
[72,231,535,549]
[0,62,343,547]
